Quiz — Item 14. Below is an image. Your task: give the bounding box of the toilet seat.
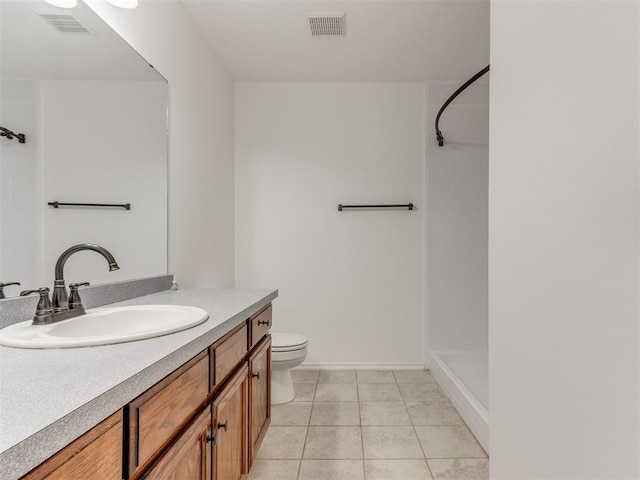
[271,333,308,352]
[270,332,309,404]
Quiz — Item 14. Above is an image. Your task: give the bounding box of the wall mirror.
[0,0,168,299]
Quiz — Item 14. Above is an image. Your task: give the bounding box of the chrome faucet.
[52,243,119,312]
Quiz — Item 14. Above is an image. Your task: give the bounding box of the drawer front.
[130,351,209,475]
[250,305,272,349]
[212,324,248,389]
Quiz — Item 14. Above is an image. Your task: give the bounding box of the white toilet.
[270,332,308,405]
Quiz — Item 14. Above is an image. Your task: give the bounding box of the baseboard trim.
[296,362,425,370]
[430,352,489,454]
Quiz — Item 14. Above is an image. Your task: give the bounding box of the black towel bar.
[338,203,414,211]
[48,202,131,210]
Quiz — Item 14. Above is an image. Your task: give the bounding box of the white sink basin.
[0,305,209,349]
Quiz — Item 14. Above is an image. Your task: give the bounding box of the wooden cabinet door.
[142,406,212,480]
[22,411,122,480]
[248,335,271,467]
[213,364,248,480]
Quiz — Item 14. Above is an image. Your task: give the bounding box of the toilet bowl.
[271,332,308,405]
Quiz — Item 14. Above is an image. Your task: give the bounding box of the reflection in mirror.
[0,0,168,298]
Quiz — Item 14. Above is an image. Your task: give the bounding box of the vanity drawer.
[128,350,209,477]
[211,323,248,389]
[249,305,272,349]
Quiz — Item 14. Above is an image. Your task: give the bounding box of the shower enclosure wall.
[426,81,489,451]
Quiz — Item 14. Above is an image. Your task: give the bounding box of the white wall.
[426,81,489,354]
[40,80,167,286]
[0,80,40,297]
[87,0,235,289]
[490,1,639,478]
[235,82,425,367]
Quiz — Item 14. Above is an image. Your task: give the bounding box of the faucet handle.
[20,287,50,297]
[0,282,20,299]
[68,282,90,309]
[20,288,55,324]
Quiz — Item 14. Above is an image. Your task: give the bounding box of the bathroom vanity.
[0,3,270,477]
[0,287,277,480]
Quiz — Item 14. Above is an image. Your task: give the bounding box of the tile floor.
[249,370,489,480]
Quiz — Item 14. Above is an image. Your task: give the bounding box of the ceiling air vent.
[39,14,94,34]
[308,14,346,37]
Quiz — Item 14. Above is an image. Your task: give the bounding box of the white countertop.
[0,288,278,480]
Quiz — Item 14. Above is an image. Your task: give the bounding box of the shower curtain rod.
[435,65,490,147]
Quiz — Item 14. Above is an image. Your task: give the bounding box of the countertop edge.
[0,288,278,479]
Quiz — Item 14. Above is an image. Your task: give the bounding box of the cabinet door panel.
[142,406,211,480]
[22,411,122,480]
[213,364,248,480]
[249,336,271,467]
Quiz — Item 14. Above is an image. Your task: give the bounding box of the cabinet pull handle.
[207,434,217,445]
[252,372,260,379]
[258,319,270,326]
[218,421,228,431]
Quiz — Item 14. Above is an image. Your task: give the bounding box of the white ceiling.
[182,0,490,82]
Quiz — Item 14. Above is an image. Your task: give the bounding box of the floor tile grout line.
[296,378,314,480]
[404,389,436,479]
[299,457,367,460]
[425,456,490,460]
[356,375,366,466]
[358,375,369,478]
[285,370,487,479]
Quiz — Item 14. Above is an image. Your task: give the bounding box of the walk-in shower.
[430,351,489,452]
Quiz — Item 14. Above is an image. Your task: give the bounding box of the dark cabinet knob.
[257,319,270,326]
[252,372,260,379]
[206,434,217,445]
[218,420,228,431]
